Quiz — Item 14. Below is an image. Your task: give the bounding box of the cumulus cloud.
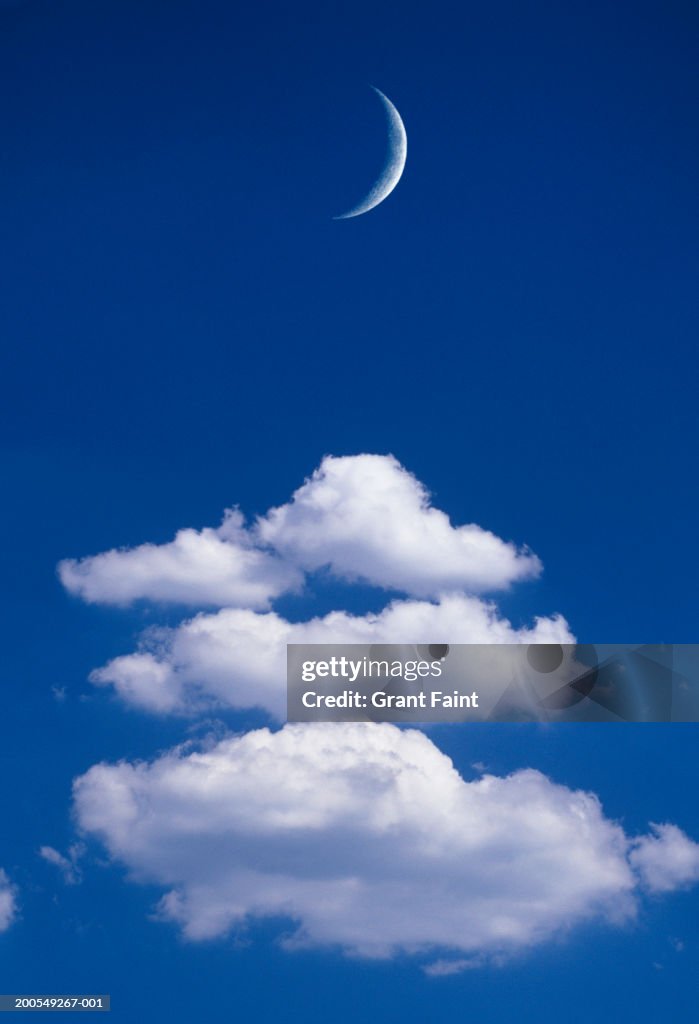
[73,723,698,960]
[0,869,17,932]
[58,455,541,610]
[629,824,699,893]
[258,455,541,596]
[58,509,302,609]
[91,595,573,716]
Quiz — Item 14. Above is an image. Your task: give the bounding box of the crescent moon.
[333,87,407,220]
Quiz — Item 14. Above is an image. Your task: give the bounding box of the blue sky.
[1,0,699,1020]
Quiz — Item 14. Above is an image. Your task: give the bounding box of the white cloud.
[58,456,542,610]
[58,509,302,609]
[73,722,698,960]
[91,595,573,716]
[0,870,17,932]
[629,824,699,893]
[258,455,541,596]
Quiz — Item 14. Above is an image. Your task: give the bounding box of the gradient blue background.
[1,0,698,1019]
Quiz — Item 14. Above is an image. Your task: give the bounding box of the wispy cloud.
[0,869,17,932]
[39,843,85,885]
[423,957,485,977]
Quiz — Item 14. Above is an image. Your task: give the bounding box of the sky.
[1,0,699,1020]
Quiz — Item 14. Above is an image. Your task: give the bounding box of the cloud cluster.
[61,455,561,716]
[59,456,539,610]
[61,453,699,966]
[73,723,699,959]
[0,869,17,932]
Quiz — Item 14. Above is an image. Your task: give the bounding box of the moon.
[333,87,407,220]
